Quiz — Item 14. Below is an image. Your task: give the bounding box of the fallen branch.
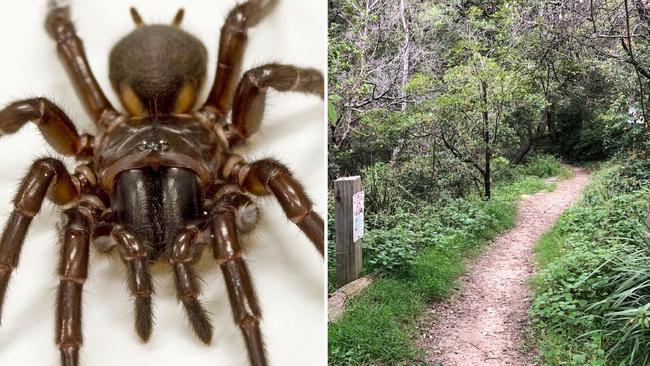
[328,275,376,322]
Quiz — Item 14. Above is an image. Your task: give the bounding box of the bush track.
[417,167,590,366]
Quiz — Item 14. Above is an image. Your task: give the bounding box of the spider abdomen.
[111,167,205,260]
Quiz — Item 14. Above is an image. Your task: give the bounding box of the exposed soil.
[417,167,590,366]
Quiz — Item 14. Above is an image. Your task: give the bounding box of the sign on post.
[352,191,364,242]
[334,176,363,287]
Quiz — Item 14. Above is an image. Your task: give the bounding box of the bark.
[481,81,491,199]
[646,187,650,246]
[633,0,650,29]
[389,137,407,168]
[546,102,558,143]
[624,0,649,133]
[514,107,550,164]
[399,0,410,112]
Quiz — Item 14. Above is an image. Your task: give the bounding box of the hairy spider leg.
[169,227,213,344]
[46,2,116,123]
[110,227,155,341]
[204,0,278,115]
[0,158,80,321]
[57,201,102,366]
[231,64,324,141]
[222,157,324,255]
[0,98,93,157]
[211,191,267,366]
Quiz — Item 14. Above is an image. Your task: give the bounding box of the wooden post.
[334,176,363,287]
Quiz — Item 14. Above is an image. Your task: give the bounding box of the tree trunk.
[546,102,558,143]
[514,140,534,165]
[481,81,491,199]
[514,107,549,164]
[647,186,650,237]
[399,0,410,112]
[389,137,406,168]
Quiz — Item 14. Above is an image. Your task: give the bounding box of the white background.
[0,0,325,365]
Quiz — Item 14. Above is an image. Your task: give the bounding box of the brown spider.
[0,1,324,365]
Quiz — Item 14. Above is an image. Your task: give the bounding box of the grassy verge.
[530,160,650,366]
[328,176,554,365]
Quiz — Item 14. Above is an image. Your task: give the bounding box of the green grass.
[515,154,568,179]
[530,160,650,366]
[534,222,565,269]
[328,175,554,366]
[557,165,575,180]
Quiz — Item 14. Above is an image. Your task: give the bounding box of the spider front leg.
[46,1,115,122]
[0,158,80,320]
[108,227,155,341]
[211,190,266,366]
[57,199,103,366]
[169,227,213,344]
[0,98,92,157]
[204,0,278,115]
[230,64,324,141]
[222,157,324,255]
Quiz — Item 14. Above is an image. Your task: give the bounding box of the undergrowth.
[531,159,650,366]
[328,163,558,365]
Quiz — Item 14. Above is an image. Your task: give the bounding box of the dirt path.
[417,167,590,366]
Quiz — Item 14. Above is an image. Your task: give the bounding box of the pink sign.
[352,191,364,242]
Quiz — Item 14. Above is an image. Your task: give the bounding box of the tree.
[433,56,523,198]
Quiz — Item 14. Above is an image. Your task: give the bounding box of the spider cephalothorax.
[0,1,323,366]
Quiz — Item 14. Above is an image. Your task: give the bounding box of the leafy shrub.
[492,155,516,182]
[515,154,564,178]
[531,160,650,366]
[600,103,646,157]
[363,221,418,275]
[361,162,415,216]
[361,179,534,276]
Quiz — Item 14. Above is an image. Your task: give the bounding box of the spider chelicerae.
[0,1,324,365]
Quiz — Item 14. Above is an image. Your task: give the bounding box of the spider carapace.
[0,1,324,365]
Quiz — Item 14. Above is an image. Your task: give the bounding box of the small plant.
[516,154,564,178]
[531,160,650,366]
[363,226,418,275]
